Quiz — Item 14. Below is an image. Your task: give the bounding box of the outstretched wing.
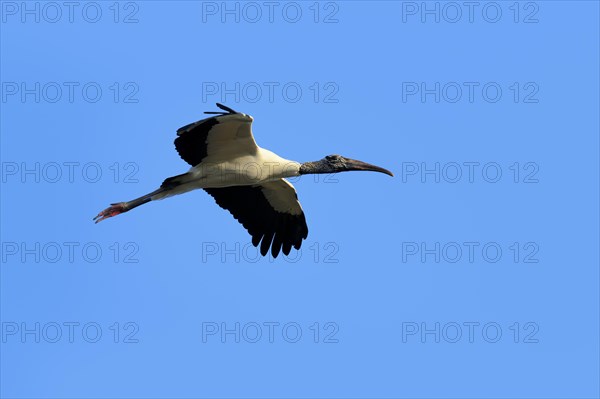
[174,103,258,167]
[204,179,309,258]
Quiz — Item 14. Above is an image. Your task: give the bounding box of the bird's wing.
[174,103,258,167]
[204,179,309,258]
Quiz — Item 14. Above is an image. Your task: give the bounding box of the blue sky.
[1,1,599,398]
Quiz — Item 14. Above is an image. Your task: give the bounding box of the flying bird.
[94,103,393,258]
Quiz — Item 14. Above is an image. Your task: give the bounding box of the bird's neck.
[299,161,333,175]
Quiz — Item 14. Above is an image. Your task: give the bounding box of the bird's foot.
[93,202,128,223]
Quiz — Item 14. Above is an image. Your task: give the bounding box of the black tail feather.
[204,103,238,115]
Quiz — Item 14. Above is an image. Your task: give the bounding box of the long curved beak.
[345,159,394,177]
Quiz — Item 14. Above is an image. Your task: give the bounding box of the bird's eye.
[326,155,339,161]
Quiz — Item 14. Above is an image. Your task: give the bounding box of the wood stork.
[94,103,393,258]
